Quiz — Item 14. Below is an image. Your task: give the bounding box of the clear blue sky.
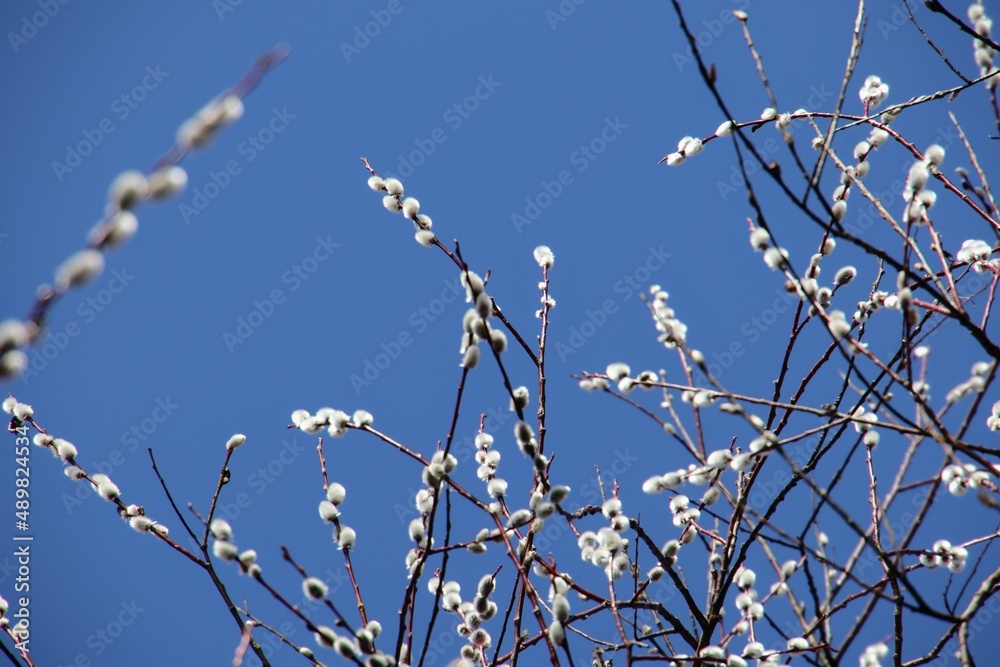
[2,1,998,665]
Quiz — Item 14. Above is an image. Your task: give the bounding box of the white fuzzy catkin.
[925,144,945,166]
[749,227,770,250]
[97,478,120,501]
[763,247,787,270]
[548,621,566,646]
[129,516,155,533]
[54,439,77,461]
[461,345,480,369]
[827,310,851,340]
[533,245,555,267]
[383,178,404,196]
[487,478,508,497]
[0,322,27,350]
[0,350,27,378]
[859,75,889,110]
[383,195,401,212]
[213,540,239,561]
[319,500,340,522]
[606,362,630,381]
[108,170,149,210]
[55,250,105,291]
[401,197,420,219]
[210,519,233,541]
[834,266,857,285]
[326,482,347,505]
[510,385,528,410]
[303,577,329,600]
[490,329,508,353]
[549,486,570,503]
[475,292,492,319]
[337,526,356,550]
[226,434,246,451]
[677,136,703,156]
[148,165,188,199]
[89,211,138,250]
[461,271,485,302]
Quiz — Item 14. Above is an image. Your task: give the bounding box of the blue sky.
[2,1,999,665]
